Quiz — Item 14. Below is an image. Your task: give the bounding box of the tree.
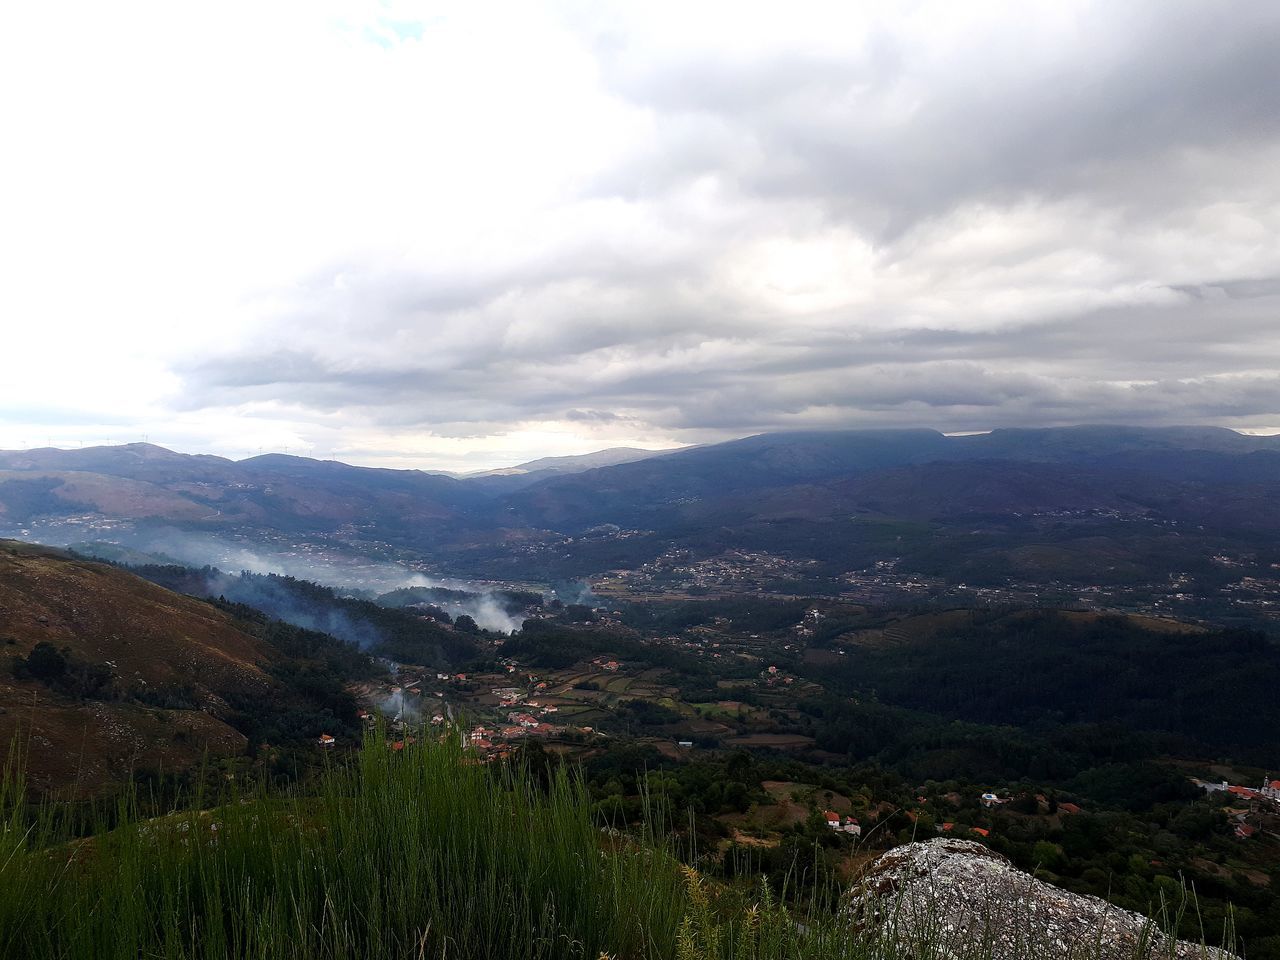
[726,750,754,781]
[722,780,749,812]
[1011,792,1039,814]
[454,615,479,634]
[1032,840,1066,872]
[564,604,597,623]
[24,642,67,682]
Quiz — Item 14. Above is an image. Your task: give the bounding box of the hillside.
[809,608,1280,764]
[498,427,1280,538]
[127,563,485,667]
[465,445,680,491]
[0,442,487,549]
[501,426,1280,529]
[0,541,360,794]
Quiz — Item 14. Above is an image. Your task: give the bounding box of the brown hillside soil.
[0,541,276,795]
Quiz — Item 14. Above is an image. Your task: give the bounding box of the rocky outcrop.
[847,838,1233,960]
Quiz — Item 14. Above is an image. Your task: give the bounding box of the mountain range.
[1,426,1278,588]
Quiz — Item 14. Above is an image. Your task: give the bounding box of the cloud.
[564,409,625,423]
[2,1,1279,470]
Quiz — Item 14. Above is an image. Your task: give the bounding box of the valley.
[3,428,1279,956]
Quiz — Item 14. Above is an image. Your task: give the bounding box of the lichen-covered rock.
[847,838,1233,960]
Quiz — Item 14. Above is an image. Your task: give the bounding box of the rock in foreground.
[848,839,1232,960]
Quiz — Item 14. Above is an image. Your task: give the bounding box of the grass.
[0,732,865,960]
[0,733,1239,960]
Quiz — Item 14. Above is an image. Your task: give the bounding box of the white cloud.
[2,0,1279,470]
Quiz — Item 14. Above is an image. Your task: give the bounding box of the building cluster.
[594,548,817,597]
[759,664,795,687]
[1192,777,1280,839]
[941,823,990,838]
[793,608,824,639]
[824,811,862,836]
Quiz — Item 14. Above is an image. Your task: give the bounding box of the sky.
[2,1,1279,472]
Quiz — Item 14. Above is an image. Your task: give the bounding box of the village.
[339,642,824,765]
[591,547,1280,624]
[316,596,1280,866]
[266,571,1280,932]
[1192,776,1280,841]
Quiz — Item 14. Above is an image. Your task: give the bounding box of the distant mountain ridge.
[1,427,1278,587]
[470,446,678,476]
[461,445,682,493]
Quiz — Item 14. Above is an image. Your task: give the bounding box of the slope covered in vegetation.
[0,542,370,795]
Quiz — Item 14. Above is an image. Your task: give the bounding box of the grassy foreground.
[0,733,869,960]
[0,732,1234,960]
